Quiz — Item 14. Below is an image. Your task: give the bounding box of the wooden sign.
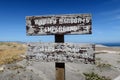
[26,42,95,63]
[26,14,92,35]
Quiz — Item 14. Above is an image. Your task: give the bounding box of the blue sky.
[0,0,120,43]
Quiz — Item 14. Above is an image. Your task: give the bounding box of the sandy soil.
[0,44,120,80]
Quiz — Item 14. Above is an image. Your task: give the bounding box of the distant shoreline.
[0,41,120,47]
[99,43,120,47]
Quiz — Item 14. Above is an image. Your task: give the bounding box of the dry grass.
[0,42,27,65]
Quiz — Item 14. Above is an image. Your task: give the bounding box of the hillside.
[0,43,120,80]
[0,42,27,65]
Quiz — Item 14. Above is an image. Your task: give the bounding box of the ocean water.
[100,43,120,47]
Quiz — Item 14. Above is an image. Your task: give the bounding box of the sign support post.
[55,34,65,80]
[26,14,93,80]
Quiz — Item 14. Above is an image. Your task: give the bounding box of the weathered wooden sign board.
[26,14,93,80]
[26,14,91,35]
[26,42,95,63]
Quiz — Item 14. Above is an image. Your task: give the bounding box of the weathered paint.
[26,42,95,63]
[26,14,92,35]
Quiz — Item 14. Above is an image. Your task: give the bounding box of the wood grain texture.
[55,35,65,80]
[26,14,92,35]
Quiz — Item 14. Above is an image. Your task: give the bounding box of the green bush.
[96,58,101,61]
[117,61,120,63]
[83,72,111,80]
[96,62,111,68]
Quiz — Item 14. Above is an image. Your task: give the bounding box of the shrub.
[96,58,101,61]
[117,61,120,63]
[96,62,111,68]
[83,72,111,80]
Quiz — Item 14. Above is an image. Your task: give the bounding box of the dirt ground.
[0,44,120,80]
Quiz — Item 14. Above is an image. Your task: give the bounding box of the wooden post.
[55,34,65,80]
[92,44,96,64]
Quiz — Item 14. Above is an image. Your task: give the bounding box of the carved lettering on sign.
[26,14,92,35]
[26,42,95,63]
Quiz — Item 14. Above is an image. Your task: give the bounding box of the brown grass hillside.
[0,42,27,65]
